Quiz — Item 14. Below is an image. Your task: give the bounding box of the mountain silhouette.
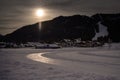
[2,13,120,43]
[40,15,98,42]
[4,23,40,42]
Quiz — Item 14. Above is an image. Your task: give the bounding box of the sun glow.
[36,9,44,17]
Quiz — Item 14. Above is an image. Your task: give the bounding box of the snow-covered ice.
[0,44,120,80]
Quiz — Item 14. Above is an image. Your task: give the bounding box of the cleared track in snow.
[27,48,120,78]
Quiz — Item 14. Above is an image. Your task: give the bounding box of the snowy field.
[0,43,120,80]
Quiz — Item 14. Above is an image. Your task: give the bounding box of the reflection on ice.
[27,52,56,64]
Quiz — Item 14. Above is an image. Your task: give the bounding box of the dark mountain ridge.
[1,13,120,43]
[4,23,40,42]
[41,15,98,42]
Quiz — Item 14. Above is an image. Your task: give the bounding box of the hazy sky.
[0,0,120,35]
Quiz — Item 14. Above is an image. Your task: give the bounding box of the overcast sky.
[0,0,120,35]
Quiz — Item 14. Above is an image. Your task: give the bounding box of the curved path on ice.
[27,49,120,78]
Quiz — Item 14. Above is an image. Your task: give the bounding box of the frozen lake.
[0,47,120,80]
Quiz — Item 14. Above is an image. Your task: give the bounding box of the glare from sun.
[36,9,44,17]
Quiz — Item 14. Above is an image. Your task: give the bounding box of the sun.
[36,9,44,17]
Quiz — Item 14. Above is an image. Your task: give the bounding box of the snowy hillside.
[93,22,108,40]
